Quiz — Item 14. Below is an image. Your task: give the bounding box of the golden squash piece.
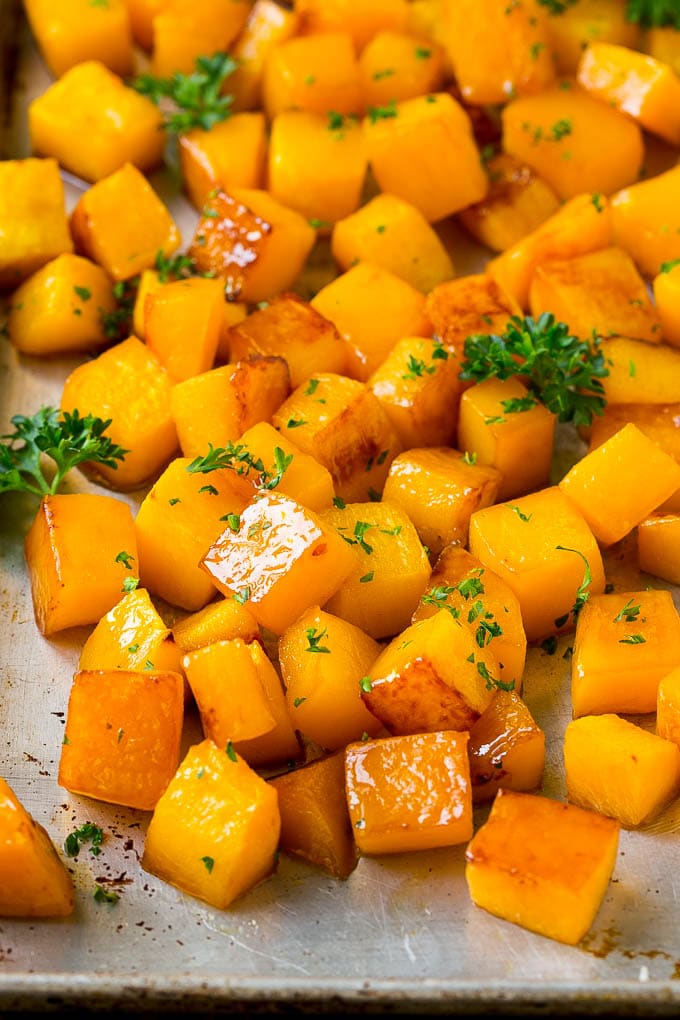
[236,421,335,514]
[232,641,302,768]
[345,730,472,854]
[59,670,184,811]
[465,789,620,946]
[468,691,544,804]
[545,0,639,76]
[319,501,431,640]
[611,164,680,279]
[179,113,267,210]
[24,0,133,77]
[565,714,680,828]
[653,262,680,348]
[362,609,497,735]
[469,487,606,644]
[657,667,680,748]
[270,752,357,879]
[596,338,680,406]
[25,493,138,636]
[0,777,74,918]
[588,404,680,481]
[142,739,280,909]
[571,590,680,717]
[360,31,445,107]
[0,158,72,290]
[151,0,250,76]
[295,0,409,51]
[262,32,362,119]
[145,277,226,383]
[79,587,183,676]
[638,514,680,586]
[229,0,299,112]
[425,273,521,351]
[279,607,383,750]
[173,598,259,653]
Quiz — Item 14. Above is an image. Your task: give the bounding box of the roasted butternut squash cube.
[0,158,72,289]
[596,338,680,405]
[188,187,315,304]
[151,0,250,76]
[345,730,472,854]
[225,295,348,388]
[383,449,500,558]
[237,421,335,513]
[135,457,252,611]
[638,514,680,585]
[360,32,444,107]
[363,92,488,223]
[469,487,606,643]
[487,191,612,309]
[269,111,367,227]
[368,337,463,450]
[442,0,554,105]
[559,423,680,546]
[279,606,383,750]
[271,373,401,502]
[8,253,115,356]
[657,667,680,748]
[59,669,184,810]
[24,0,133,77]
[29,62,164,183]
[229,0,300,112]
[145,276,225,382]
[571,589,680,717]
[232,641,302,767]
[178,114,267,210]
[319,502,431,640]
[25,494,138,636]
[611,164,680,279]
[459,154,560,254]
[645,25,680,77]
[413,546,527,690]
[61,336,178,490]
[183,639,276,745]
[465,789,619,945]
[270,751,357,878]
[425,273,521,351]
[142,739,280,908]
[468,691,544,804]
[201,492,356,634]
[565,714,680,828]
[80,587,183,675]
[653,261,680,347]
[262,32,362,119]
[457,378,556,501]
[529,247,661,343]
[332,193,454,293]
[311,261,430,381]
[170,357,290,459]
[0,778,74,918]
[173,597,259,652]
[545,0,640,76]
[296,0,409,51]
[577,43,680,146]
[362,610,497,735]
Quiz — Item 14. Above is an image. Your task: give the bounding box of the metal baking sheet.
[3,15,680,1014]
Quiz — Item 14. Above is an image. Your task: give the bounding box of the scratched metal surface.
[3,20,680,1015]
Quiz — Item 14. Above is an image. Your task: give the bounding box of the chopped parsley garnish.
[402,354,436,380]
[619,633,646,644]
[74,286,92,302]
[121,576,140,593]
[359,676,373,693]
[508,505,532,523]
[462,451,477,465]
[305,626,331,654]
[591,193,604,213]
[333,496,346,509]
[286,418,306,429]
[625,0,680,28]
[225,513,241,532]
[187,441,293,491]
[415,46,432,59]
[93,885,119,904]
[233,587,251,604]
[660,258,680,274]
[359,572,374,583]
[555,546,593,622]
[226,741,237,762]
[293,697,307,708]
[64,823,104,858]
[367,100,398,123]
[115,550,135,570]
[614,598,641,623]
[201,855,215,873]
[199,484,219,496]
[305,378,320,396]
[132,53,237,133]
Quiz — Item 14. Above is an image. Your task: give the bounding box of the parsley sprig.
[460,314,608,427]
[187,441,293,491]
[625,0,680,28]
[64,823,104,858]
[0,408,127,497]
[132,53,237,133]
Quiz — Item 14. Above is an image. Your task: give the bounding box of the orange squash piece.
[657,667,680,748]
[359,32,445,106]
[172,597,259,653]
[0,158,72,290]
[595,338,680,406]
[296,0,409,51]
[24,0,134,77]
[178,114,267,210]
[638,514,680,586]
[151,0,250,76]
[237,421,335,513]
[468,691,544,803]
[588,405,680,494]
[79,587,183,676]
[425,273,521,351]
[145,277,225,382]
[232,641,302,768]
[545,0,640,76]
[611,164,680,278]
[229,0,300,112]
[262,32,362,119]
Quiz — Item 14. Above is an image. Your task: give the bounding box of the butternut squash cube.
[59,669,184,810]
[178,114,267,210]
[368,337,463,450]
[566,714,680,828]
[311,261,430,381]
[0,158,72,289]
[638,514,680,585]
[611,164,680,279]
[270,751,357,878]
[413,546,527,691]
[151,0,250,76]
[360,31,444,106]
[271,373,401,502]
[229,0,300,112]
[425,273,521,351]
[657,667,680,748]
[135,457,252,611]
[0,778,74,918]
[29,62,164,183]
[459,154,560,254]
[296,0,409,51]
[363,92,488,223]
[465,789,620,945]
[278,606,383,750]
[529,247,661,343]
[232,641,302,767]
[653,261,680,348]
[383,449,500,557]
[25,494,138,636]
[145,276,225,382]
[201,492,356,634]
[577,43,680,146]
[24,0,134,78]
[502,86,643,202]
[319,502,431,640]
[596,338,680,405]
[332,193,454,294]
[80,587,183,675]
[559,423,680,546]
[457,378,556,501]
[8,253,115,356]
[142,739,280,908]
[237,421,335,513]
[469,487,606,643]
[345,730,472,854]
[468,691,544,804]
[173,597,259,653]
[545,0,640,76]
[61,336,178,490]
[269,112,367,227]
[361,609,497,735]
[262,32,362,119]
[188,187,316,304]
[571,589,680,717]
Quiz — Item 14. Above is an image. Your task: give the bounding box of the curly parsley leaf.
[625,0,680,28]
[132,53,237,134]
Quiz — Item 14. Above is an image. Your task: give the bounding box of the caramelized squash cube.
[145,276,225,382]
[611,164,680,279]
[178,113,267,210]
[237,421,335,513]
[229,0,300,112]
[638,514,680,585]
[468,691,544,803]
[24,0,133,77]
[360,31,445,107]
[232,642,302,768]
[425,273,521,351]
[151,0,250,76]
[262,32,362,118]
[79,587,183,675]
[657,667,680,748]
[173,597,259,653]
[0,158,72,289]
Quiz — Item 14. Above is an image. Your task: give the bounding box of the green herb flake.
[115,550,135,570]
[199,483,219,496]
[65,823,104,858]
[660,258,680,274]
[415,46,432,59]
[226,741,237,762]
[614,598,641,623]
[541,636,558,655]
[305,626,331,654]
[226,513,241,532]
[94,885,119,904]
[131,53,237,134]
[74,286,92,302]
[619,633,646,644]
[233,587,251,605]
[286,418,306,429]
[359,676,373,693]
[591,192,604,212]
[293,697,307,708]
[508,504,532,523]
[168,497,181,506]
[121,576,139,593]
[305,378,321,395]
[462,451,477,465]
[332,496,346,509]
[359,571,374,583]
[367,100,398,124]
[373,68,396,80]
[201,855,215,873]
